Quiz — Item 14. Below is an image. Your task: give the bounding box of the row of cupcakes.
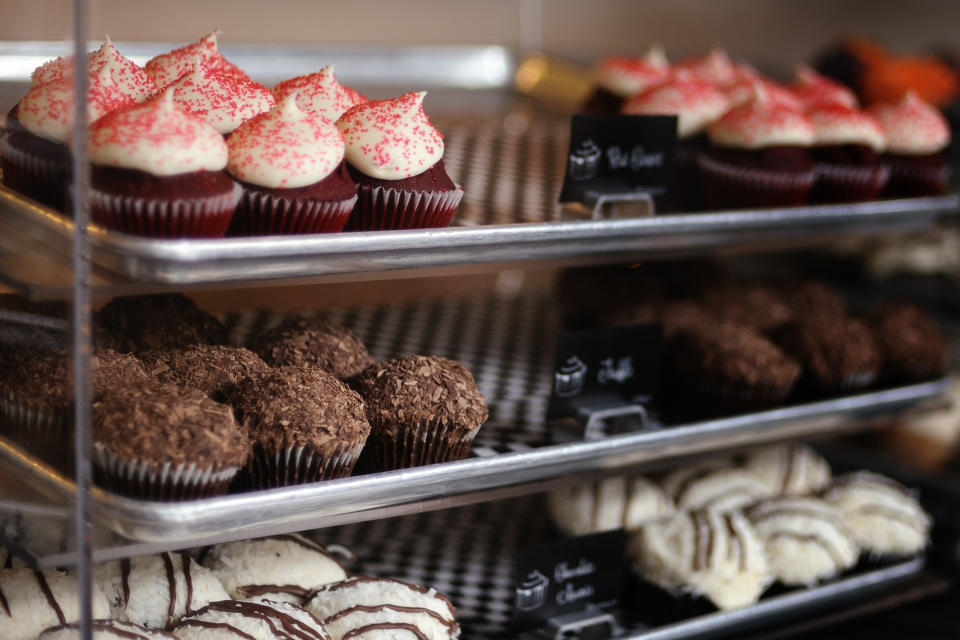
[587,47,952,211]
[1,31,463,237]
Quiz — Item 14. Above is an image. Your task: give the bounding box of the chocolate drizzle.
[34,570,66,625]
[768,531,847,569]
[324,604,458,632]
[724,513,746,572]
[174,619,258,640]
[42,621,178,639]
[235,584,311,599]
[184,600,326,640]
[314,576,456,621]
[0,584,9,617]
[342,623,428,640]
[181,552,195,616]
[162,552,177,628]
[121,558,132,606]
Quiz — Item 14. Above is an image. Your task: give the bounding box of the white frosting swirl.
[273,66,367,122]
[708,89,815,149]
[227,93,345,188]
[89,89,228,176]
[808,105,886,151]
[869,92,951,155]
[594,47,671,97]
[30,38,156,103]
[170,59,275,134]
[621,71,731,138]
[336,91,443,180]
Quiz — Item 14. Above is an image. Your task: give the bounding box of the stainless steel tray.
[0,378,947,565]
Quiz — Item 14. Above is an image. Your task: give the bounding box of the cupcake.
[698,87,816,209]
[674,48,740,89]
[336,91,463,230]
[701,283,794,332]
[32,37,157,103]
[777,279,847,319]
[144,30,249,89]
[772,314,881,395]
[584,47,671,113]
[232,366,370,488]
[168,58,275,136]
[96,293,227,353]
[226,94,357,235]
[868,92,951,197]
[788,65,859,110]
[139,345,269,403]
[1,67,133,212]
[248,318,374,380]
[723,67,804,110]
[621,70,732,211]
[867,302,949,383]
[88,89,240,237]
[350,355,488,471]
[806,103,889,202]
[92,383,250,500]
[273,65,367,122]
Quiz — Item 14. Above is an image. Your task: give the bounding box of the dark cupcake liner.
[90,181,241,238]
[240,441,364,490]
[357,418,478,472]
[802,369,879,398]
[810,162,890,203]
[0,132,70,212]
[879,363,948,386]
[227,188,357,236]
[0,393,67,440]
[697,152,815,210]
[882,155,950,198]
[345,184,464,231]
[93,445,238,501]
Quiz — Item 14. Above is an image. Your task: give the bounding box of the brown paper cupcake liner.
[0,393,67,440]
[0,132,70,212]
[811,162,890,203]
[697,153,815,209]
[227,189,357,236]
[90,181,241,238]
[358,418,479,472]
[346,183,464,231]
[93,444,239,501]
[240,440,365,490]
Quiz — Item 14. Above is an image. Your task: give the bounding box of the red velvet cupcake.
[698,87,816,209]
[226,93,357,235]
[788,65,859,110]
[168,59,275,137]
[723,66,804,110]
[584,47,671,113]
[807,103,889,202]
[336,91,462,230]
[144,29,249,89]
[88,89,240,237]
[868,92,951,197]
[31,37,157,103]
[273,65,367,123]
[675,48,740,89]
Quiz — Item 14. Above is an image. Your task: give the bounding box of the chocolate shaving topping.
[140,345,269,402]
[702,283,794,331]
[249,318,374,380]
[867,302,948,379]
[96,294,227,354]
[350,355,488,433]
[233,366,370,454]
[773,314,881,389]
[93,382,250,467]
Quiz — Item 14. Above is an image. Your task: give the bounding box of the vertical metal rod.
[70,0,92,638]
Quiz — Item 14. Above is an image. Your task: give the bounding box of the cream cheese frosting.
[708,89,815,149]
[675,48,739,88]
[18,66,135,144]
[336,91,444,180]
[724,67,803,110]
[273,66,368,123]
[145,30,250,89]
[621,70,732,138]
[227,93,345,188]
[790,65,858,109]
[807,104,886,151]
[594,47,671,98]
[170,59,275,134]
[89,89,228,175]
[32,37,156,104]
[868,92,951,155]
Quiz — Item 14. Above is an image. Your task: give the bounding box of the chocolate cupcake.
[96,293,227,353]
[602,300,716,342]
[701,283,794,332]
[664,322,801,420]
[350,355,488,471]
[773,314,881,395]
[337,91,463,230]
[868,303,949,383]
[233,366,370,488]
[248,318,373,380]
[777,279,847,319]
[92,383,249,500]
[140,345,269,403]
[226,94,357,235]
[807,103,889,203]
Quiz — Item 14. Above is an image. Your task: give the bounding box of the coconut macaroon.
[305,576,458,638]
[0,568,111,640]
[95,552,229,629]
[628,509,772,611]
[741,444,833,497]
[823,471,931,556]
[172,600,330,640]
[39,620,177,639]
[660,458,771,513]
[547,475,675,536]
[201,533,347,603]
[322,604,459,640]
[747,496,859,586]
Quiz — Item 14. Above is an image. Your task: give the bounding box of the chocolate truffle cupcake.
[140,345,269,403]
[772,314,881,395]
[868,302,949,383]
[350,355,488,471]
[337,91,463,230]
[93,383,249,500]
[777,279,847,319]
[233,366,370,488]
[226,94,357,235]
[96,293,227,353]
[248,318,373,380]
[807,103,889,202]
[664,322,801,420]
[701,283,794,332]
